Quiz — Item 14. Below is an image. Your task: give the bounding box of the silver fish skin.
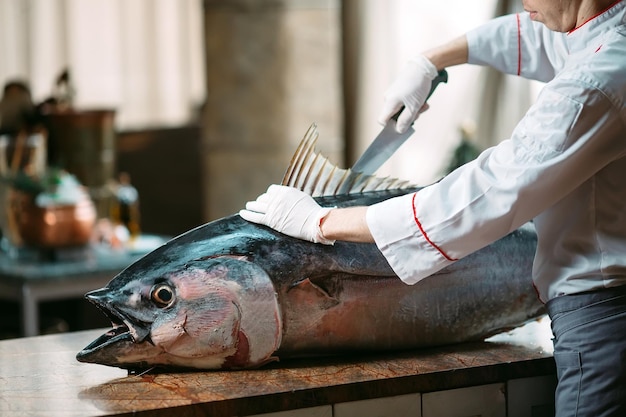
[76,126,545,372]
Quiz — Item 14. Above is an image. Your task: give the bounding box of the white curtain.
[344,0,540,186]
[0,0,206,130]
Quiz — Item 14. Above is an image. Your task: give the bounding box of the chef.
[241,1,626,415]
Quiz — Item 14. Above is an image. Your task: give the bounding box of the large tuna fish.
[77,125,545,371]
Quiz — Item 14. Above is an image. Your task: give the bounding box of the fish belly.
[277,224,543,355]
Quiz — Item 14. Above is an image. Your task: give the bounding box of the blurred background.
[0,0,544,229]
[0,0,542,337]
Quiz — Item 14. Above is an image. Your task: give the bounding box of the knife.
[351,69,448,175]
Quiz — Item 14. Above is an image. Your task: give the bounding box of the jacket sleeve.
[466,13,568,82]
[366,75,626,285]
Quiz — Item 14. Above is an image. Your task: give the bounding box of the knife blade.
[351,69,448,175]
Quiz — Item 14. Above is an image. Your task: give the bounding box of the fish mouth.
[77,322,134,357]
[76,288,153,366]
[76,295,134,359]
[76,321,159,372]
[84,287,152,342]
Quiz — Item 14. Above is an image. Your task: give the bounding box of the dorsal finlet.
[281,124,416,197]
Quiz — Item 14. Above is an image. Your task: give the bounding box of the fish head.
[77,256,282,371]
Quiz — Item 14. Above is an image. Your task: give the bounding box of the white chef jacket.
[367,0,626,302]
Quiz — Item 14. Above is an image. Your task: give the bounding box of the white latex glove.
[239,184,335,245]
[378,54,438,133]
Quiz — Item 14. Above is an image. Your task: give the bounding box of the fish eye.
[151,284,175,308]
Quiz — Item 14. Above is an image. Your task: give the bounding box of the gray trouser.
[547,285,626,417]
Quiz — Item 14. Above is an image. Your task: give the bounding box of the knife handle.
[391,69,449,121]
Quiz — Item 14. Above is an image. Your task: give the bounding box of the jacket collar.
[566,0,626,53]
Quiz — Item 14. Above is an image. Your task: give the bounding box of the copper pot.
[10,189,96,248]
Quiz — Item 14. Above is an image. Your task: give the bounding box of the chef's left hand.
[240,184,335,245]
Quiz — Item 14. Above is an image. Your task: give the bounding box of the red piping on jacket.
[568,0,623,34]
[411,193,458,262]
[516,13,522,76]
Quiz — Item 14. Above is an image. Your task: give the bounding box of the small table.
[0,235,166,337]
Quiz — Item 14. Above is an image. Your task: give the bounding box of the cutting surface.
[0,319,554,417]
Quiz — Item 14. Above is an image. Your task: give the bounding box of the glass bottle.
[110,172,140,239]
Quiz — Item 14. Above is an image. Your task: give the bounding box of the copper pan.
[9,189,96,248]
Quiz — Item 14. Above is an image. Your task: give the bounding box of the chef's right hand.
[378,54,438,134]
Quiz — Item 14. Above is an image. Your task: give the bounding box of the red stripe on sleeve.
[516,13,522,76]
[411,193,458,262]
